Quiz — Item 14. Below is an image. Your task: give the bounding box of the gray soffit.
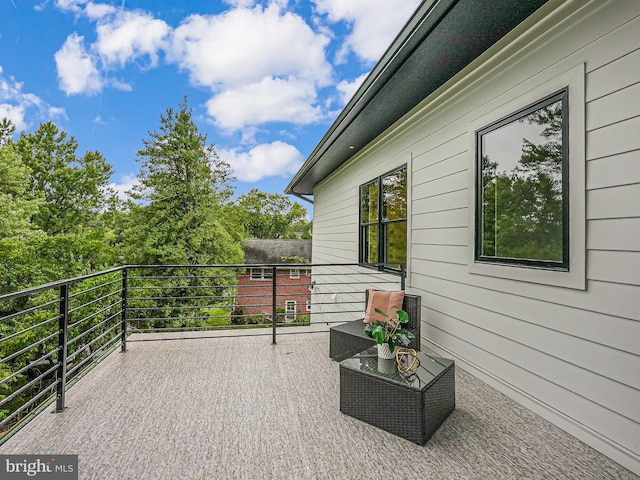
[286,0,549,196]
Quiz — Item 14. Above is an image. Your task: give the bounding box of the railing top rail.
[0,266,125,304]
[1,263,405,303]
[125,263,402,269]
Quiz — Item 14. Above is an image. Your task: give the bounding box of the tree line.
[0,99,312,431]
[0,98,311,297]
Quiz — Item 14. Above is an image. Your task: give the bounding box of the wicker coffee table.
[339,347,455,444]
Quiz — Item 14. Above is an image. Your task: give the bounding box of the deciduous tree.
[234,189,311,239]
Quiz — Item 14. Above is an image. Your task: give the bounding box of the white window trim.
[285,300,297,321]
[250,268,273,281]
[467,63,586,290]
[290,268,300,279]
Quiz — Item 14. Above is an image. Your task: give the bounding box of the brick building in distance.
[237,239,312,321]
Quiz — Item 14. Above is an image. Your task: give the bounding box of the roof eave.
[285,0,550,197]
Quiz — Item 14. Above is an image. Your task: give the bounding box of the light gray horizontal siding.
[424,312,640,453]
[587,218,640,251]
[587,151,640,190]
[586,81,640,131]
[311,0,640,472]
[587,115,640,160]
[587,184,640,220]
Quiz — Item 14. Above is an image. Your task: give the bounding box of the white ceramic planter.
[377,343,394,359]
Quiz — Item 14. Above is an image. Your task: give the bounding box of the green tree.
[0,142,45,295]
[234,189,311,239]
[15,122,115,236]
[0,118,15,146]
[480,100,563,261]
[123,98,244,265]
[6,121,119,283]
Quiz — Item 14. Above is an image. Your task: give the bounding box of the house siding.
[312,0,640,473]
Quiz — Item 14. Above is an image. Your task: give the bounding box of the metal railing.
[0,263,404,441]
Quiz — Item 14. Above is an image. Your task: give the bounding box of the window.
[289,268,300,279]
[285,300,297,321]
[475,90,568,270]
[359,166,407,270]
[250,268,273,280]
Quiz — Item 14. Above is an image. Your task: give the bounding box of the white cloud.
[313,0,421,63]
[170,5,332,88]
[206,76,322,131]
[336,72,368,105]
[49,2,337,131]
[168,4,332,132]
[54,33,103,95]
[94,10,170,67]
[54,0,88,13]
[223,0,255,7]
[220,141,303,182]
[53,7,169,95]
[0,103,27,131]
[84,2,116,20]
[0,66,66,131]
[47,106,67,118]
[109,78,132,91]
[109,173,139,201]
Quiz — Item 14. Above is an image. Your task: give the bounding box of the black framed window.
[359,166,407,270]
[475,89,569,270]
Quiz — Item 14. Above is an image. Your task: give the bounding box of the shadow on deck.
[0,332,636,479]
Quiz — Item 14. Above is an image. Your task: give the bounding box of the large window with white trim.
[475,89,568,270]
[359,166,407,270]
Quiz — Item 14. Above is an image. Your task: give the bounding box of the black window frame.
[358,165,407,273]
[474,89,569,270]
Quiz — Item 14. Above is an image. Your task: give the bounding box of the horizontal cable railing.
[0,262,403,441]
[0,268,124,440]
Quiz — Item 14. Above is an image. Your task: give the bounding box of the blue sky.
[0,0,420,213]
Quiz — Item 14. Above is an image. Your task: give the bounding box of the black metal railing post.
[121,267,128,353]
[272,265,277,345]
[401,264,406,290]
[56,284,69,412]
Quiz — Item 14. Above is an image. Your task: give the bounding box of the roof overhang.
[286,0,550,197]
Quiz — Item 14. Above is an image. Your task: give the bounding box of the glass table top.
[339,346,454,392]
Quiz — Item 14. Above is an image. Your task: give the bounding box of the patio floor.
[1,331,637,480]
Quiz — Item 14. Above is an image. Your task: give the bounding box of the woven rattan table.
[339,347,455,445]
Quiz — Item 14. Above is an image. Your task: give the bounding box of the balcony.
[0,265,636,479]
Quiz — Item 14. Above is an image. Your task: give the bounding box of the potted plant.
[363,308,415,359]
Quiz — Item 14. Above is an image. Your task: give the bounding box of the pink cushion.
[363,289,405,324]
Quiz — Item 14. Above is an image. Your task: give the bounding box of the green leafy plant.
[363,308,415,353]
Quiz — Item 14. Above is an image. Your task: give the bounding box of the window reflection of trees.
[360,167,407,268]
[480,96,565,264]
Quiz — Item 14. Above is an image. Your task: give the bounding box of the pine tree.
[124,98,243,266]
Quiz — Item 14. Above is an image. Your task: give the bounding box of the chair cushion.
[363,289,405,324]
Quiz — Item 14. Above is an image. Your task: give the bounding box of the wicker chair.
[329,292,421,362]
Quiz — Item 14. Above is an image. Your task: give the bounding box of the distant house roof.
[285,0,550,197]
[243,239,312,264]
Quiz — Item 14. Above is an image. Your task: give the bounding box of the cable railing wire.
[0,262,404,442]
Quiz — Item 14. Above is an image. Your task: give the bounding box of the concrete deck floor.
[1,330,637,480]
